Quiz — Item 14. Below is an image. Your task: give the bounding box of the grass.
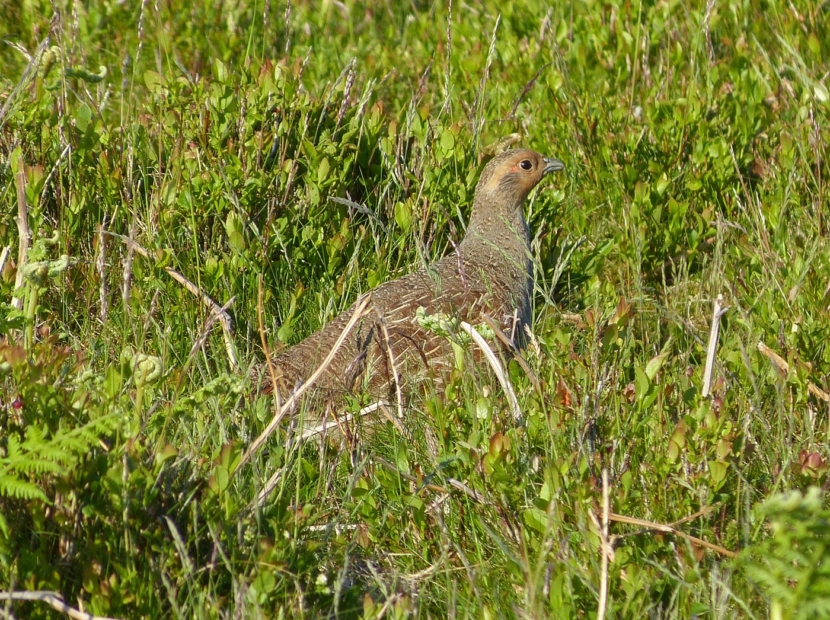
[1,0,830,617]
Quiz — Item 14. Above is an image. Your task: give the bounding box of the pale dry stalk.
[12,150,31,311]
[235,293,374,476]
[702,294,727,397]
[758,341,830,402]
[458,320,523,423]
[0,590,122,620]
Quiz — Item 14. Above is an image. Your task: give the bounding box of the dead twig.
[0,590,122,620]
[458,320,523,423]
[121,219,136,305]
[702,294,727,397]
[480,313,540,391]
[758,341,830,402]
[12,150,31,311]
[608,512,737,559]
[105,232,238,371]
[596,469,611,620]
[447,478,492,505]
[185,297,236,367]
[668,505,715,528]
[0,246,11,276]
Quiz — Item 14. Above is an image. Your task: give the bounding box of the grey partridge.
[261,148,565,407]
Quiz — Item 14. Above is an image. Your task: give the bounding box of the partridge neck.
[461,194,529,257]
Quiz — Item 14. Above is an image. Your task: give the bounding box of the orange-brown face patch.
[478,149,548,196]
[480,160,515,194]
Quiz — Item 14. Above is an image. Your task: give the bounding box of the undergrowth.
[1,0,829,617]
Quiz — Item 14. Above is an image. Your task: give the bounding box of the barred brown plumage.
[259,148,565,410]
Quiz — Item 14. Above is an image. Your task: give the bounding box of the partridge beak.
[542,156,566,175]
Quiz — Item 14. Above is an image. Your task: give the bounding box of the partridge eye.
[519,159,533,171]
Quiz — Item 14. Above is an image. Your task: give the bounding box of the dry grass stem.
[471,15,500,148]
[447,478,492,505]
[185,297,236,367]
[163,517,195,575]
[121,220,136,305]
[12,150,31,311]
[0,34,52,129]
[254,468,284,506]
[596,468,611,620]
[480,313,540,390]
[235,293,374,474]
[374,309,404,420]
[97,219,108,323]
[257,274,281,411]
[508,61,552,119]
[0,246,11,276]
[106,232,238,370]
[0,590,122,620]
[375,457,451,494]
[458,320,522,423]
[40,144,71,200]
[305,523,359,534]
[297,399,382,440]
[758,341,830,402]
[702,294,727,397]
[254,400,409,506]
[608,512,737,559]
[375,592,403,619]
[377,401,408,436]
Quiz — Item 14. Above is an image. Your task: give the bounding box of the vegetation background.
[1,0,830,617]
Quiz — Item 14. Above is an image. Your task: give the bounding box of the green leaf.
[394,201,412,232]
[212,58,229,83]
[144,70,165,94]
[9,145,22,174]
[317,157,330,183]
[645,351,669,382]
[211,465,230,494]
[395,444,409,474]
[635,366,649,401]
[655,173,670,196]
[708,460,729,488]
[225,212,246,252]
[440,129,455,152]
[75,103,92,132]
[277,319,293,343]
[103,366,122,398]
[523,507,548,534]
[807,33,821,55]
